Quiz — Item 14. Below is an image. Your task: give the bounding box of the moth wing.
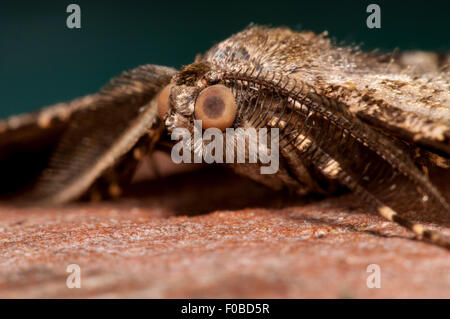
[0,95,102,196]
[204,26,450,157]
[343,65,450,159]
[1,64,176,203]
[297,50,450,159]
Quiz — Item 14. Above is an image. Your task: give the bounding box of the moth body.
[1,26,449,248]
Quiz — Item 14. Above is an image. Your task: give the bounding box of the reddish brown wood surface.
[0,166,449,298]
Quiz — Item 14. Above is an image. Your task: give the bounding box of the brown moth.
[1,26,449,249]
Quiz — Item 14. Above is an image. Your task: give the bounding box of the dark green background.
[1,0,449,118]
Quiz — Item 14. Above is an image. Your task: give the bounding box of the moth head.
[157,62,237,133]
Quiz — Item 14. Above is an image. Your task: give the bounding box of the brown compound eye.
[157,84,173,119]
[194,84,237,130]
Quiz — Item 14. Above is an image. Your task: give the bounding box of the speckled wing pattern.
[203,26,450,158]
[199,26,450,247]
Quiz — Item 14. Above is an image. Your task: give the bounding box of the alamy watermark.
[66,264,81,288]
[366,4,381,29]
[170,120,280,174]
[66,4,81,29]
[366,264,381,288]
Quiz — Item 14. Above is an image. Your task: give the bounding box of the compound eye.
[194,84,237,130]
[157,84,173,119]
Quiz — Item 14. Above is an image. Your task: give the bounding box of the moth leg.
[267,116,334,195]
[301,144,450,249]
[377,205,450,249]
[282,104,450,249]
[83,122,163,201]
[327,152,450,248]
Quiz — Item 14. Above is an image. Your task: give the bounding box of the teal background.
[1,0,449,118]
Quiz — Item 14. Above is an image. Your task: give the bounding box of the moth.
[1,26,449,249]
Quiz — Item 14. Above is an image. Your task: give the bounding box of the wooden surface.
[0,165,449,298]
